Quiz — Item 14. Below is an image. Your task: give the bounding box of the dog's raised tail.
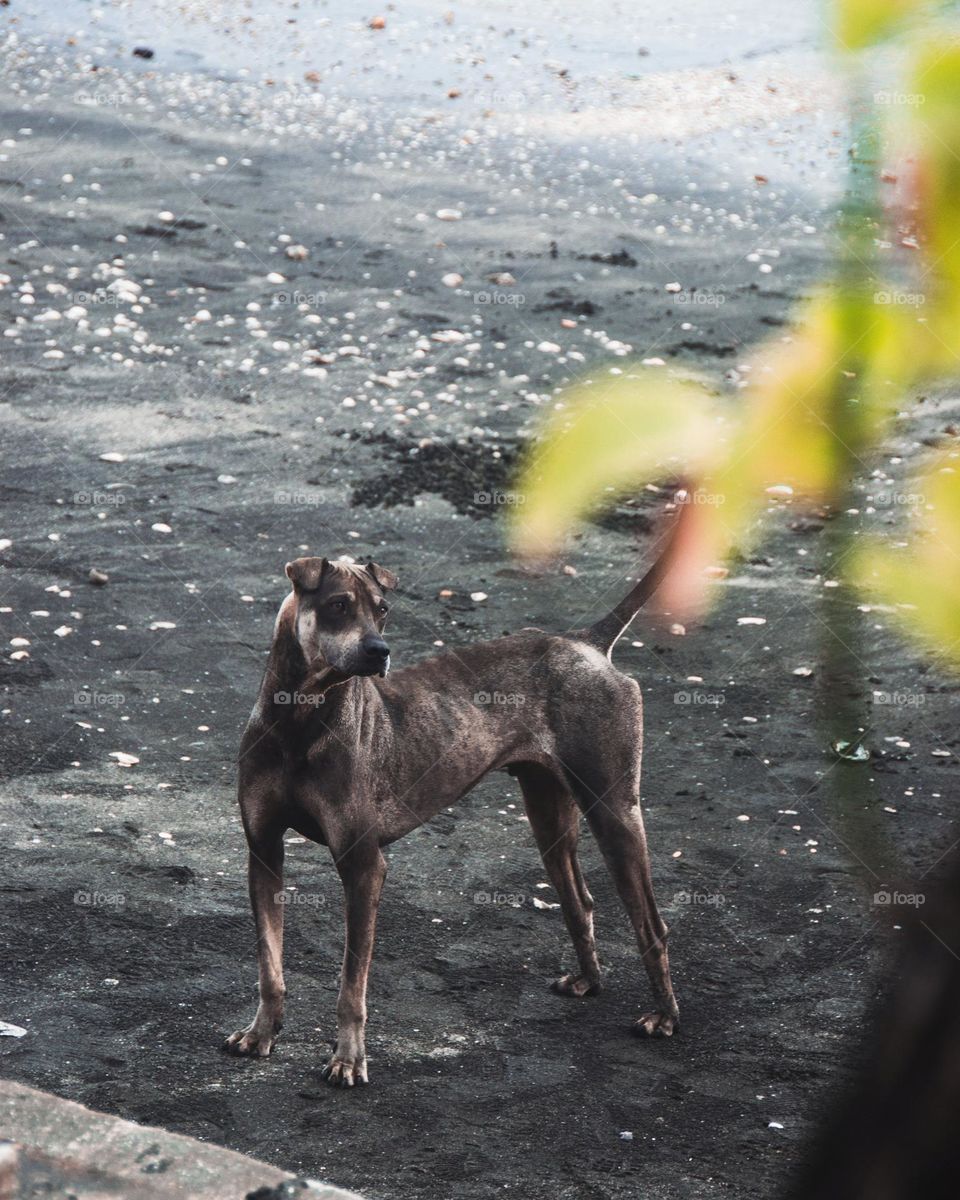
[584,494,691,657]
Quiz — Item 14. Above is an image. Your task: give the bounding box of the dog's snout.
[362,635,390,661]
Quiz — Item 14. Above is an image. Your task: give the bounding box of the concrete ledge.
[0,1080,361,1200]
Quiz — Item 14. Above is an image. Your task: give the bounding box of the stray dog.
[225,535,680,1085]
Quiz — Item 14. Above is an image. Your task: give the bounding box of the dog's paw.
[551,973,602,998]
[321,1053,368,1087]
[223,1024,278,1058]
[632,1011,678,1038]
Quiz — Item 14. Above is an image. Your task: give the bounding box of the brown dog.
[225,540,680,1085]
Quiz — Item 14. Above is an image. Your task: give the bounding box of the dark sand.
[0,5,957,1199]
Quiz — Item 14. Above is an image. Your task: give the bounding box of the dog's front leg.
[225,834,286,1057]
[321,838,387,1087]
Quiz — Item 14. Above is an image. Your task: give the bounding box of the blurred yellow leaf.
[855,460,960,654]
[833,0,931,50]
[510,372,721,559]
[724,292,907,505]
[909,39,960,360]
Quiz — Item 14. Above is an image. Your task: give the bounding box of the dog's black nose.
[362,635,390,661]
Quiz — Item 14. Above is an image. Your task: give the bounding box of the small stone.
[470,591,488,603]
[88,568,109,586]
[285,244,309,261]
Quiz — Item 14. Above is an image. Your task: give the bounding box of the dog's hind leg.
[516,763,602,997]
[578,783,679,1037]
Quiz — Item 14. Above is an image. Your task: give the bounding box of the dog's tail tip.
[585,493,690,655]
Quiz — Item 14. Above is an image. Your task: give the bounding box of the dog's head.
[284,556,398,678]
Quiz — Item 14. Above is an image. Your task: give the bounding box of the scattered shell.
[441,273,463,288]
[670,623,686,636]
[766,484,794,499]
[532,897,560,910]
[151,523,173,534]
[109,751,140,767]
[832,739,870,763]
[737,617,766,625]
[99,452,126,464]
[470,591,488,603]
[88,569,109,586]
[436,208,462,221]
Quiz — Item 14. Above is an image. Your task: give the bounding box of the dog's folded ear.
[285,557,328,593]
[366,560,398,591]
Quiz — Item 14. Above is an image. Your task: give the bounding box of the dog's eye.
[378,602,389,617]
[330,599,347,614]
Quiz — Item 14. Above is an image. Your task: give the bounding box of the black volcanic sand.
[1,11,959,1200]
